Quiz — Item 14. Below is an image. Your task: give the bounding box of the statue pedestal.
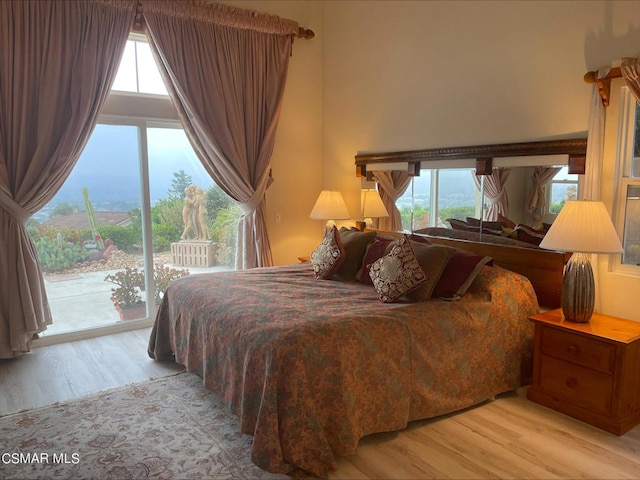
[171,241,217,267]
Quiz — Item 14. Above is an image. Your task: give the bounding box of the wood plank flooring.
[1,328,639,479]
[0,328,183,414]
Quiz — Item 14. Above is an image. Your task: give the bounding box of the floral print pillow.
[369,236,427,302]
[311,225,346,279]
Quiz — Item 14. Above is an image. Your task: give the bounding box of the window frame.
[612,86,640,276]
[546,165,579,216]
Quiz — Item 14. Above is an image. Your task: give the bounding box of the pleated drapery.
[526,166,562,221]
[582,67,610,201]
[473,168,511,221]
[372,171,411,231]
[0,0,136,358]
[142,0,297,269]
[621,58,640,103]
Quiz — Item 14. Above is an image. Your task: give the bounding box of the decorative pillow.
[310,225,345,279]
[407,233,432,245]
[497,213,516,229]
[514,224,545,246]
[447,218,473,231]
[465,217,504,231]
[433,251,493,300]
[369,236,427,303]
[357,238,393,285]
[335,228,377,281]
[406,243,457,301]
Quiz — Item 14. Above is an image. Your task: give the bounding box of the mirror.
[355,138,586,244]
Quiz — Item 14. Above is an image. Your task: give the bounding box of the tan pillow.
[336,228,377,281]
[406,243,457,301]
[369,236,427,303]
[311,226,345,279]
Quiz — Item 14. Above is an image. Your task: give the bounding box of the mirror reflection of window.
[396,168,478,231]
[548,166,579,215]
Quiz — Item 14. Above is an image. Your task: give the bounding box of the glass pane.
[28,124,144,335]
[147,127,238,287]
[549,166,578,214]
[622,185,640,266]
[112,41,138,93]
[136,42,168,95]
[633,102,640,178]
[396,171,431,231]
[437,168,476,224]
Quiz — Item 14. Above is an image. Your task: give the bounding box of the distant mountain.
[47,124,214,216]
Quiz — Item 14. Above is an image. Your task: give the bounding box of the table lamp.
[539,200,623,323]
[358,188,389,229]
[309,190,350,234]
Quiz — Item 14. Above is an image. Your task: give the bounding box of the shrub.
[98,225,139,252]
[152,223,181,251]
[34,236,90,272]
[211,205,242,266]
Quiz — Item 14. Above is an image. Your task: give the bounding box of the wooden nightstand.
[527,309,640,435]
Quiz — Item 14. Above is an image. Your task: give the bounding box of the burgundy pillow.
[447,218,473,231]
[433,251,493,300]
[407,233,432,245]
[357,238,393,285]
[465,217,504,231]
[514,224,545,246]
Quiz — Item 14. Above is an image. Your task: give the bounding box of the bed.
[148,229,566,477]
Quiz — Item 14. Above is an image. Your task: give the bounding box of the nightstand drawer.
[541,327,615,374]
[539,355,613,415]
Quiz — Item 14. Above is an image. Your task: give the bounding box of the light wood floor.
[1,329,640,479]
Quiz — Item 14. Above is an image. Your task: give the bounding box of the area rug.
[0,372,289,480]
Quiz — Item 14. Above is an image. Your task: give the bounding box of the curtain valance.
[140,0,299,36]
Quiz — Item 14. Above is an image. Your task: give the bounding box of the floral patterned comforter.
[148,262,538,477]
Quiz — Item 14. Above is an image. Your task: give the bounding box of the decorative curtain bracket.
[475,158,493,176]
[297,27,314,39]
[584,67,621,107]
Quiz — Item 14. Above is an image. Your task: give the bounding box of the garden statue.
[180,184,210,241]
[173,184,216,267]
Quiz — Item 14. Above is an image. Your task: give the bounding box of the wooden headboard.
[369,229,570,309]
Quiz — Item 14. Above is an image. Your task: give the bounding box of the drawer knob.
[567,345,579,355]
[565,377,578,388]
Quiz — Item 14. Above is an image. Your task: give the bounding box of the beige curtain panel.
[473,168,511,221]
[372,171,411,231]
[142,0,298,269]
[0,0,136,358]
[526,166,562,221]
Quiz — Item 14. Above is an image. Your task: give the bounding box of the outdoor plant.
[105,264,189,309]
[153,264,190,303]
[33,235,90,272]
[104,267,145,309]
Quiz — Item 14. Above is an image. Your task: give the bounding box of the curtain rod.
[583,67,622,107]
[132,2,314,39]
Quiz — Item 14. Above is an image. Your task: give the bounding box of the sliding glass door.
[29,120,237,339]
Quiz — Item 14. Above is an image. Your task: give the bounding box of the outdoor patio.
[42,250,229,337]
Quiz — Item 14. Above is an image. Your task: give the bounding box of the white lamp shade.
[309,190,350,220]
[361,189,389,218]
[539,200,623,253]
